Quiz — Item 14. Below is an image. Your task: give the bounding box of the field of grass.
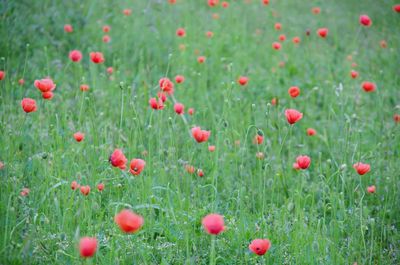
[1,0,400,264]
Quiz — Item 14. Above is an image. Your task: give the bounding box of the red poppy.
[80,84,89,91]
[114,209,144,233]
[20,188,30,196]
[188,108,194,115]
[359,15,372,27]
[175,75,185,84]
[79,237,97,258]
[249,239,271,256]
[176,28,186,37]
[221,1,229,8]
[367,185,376,194]
[262,0,269,5]
[80,185,90,196]
[197,169,204,177]
[64,24,73,33]
[312,7,321,14]
[394,5,400,12]
[191,127,211,143]
[169,0,176,4]
[69,50,82,62]
[394,114,400,123]
[0,70,4,80]
[271,98,277,105]
[279,34,286,42]
[292,37,300,44]
[103,35,111,43]
[159,77,174,95]
[71,181,80,190]
[149,97,164,110]
[174,103,184,115]
[285,109,303,124]
[97,183,104,192]
[185,164,195,174]
[21,98,37,113]
[350,70,358,79]
[272,42,281,50]
[123,9,132,16]
[208,145,215,152]
[103,25,111,32]
[74,132,85,142]
[18,78,25,85]
[34,78,56,93]
[306,128,316,136]
[157,92,167,102]
[110,149,127,170]
[206,31,214,38]
[107,67,113,74]
[353,163,370,175]
[361,82,376,92]
[208,0,219,7]
[202,213,225,235]
[274,23,281,30]
[238,76,249,86]
[317,28,328,38]
[296,155,311,169]
[130,159,146,176]
[254,134,264,145]
[197,56,206,63]
[42,91,54,100]
[288,86,300,98]
[90,52,105,64]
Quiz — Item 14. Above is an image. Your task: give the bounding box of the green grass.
[1,0,400,264]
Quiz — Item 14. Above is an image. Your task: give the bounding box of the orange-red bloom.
[130,159,146,175]
[317,28,328,38]
[97,183,104,192]
[114,209,144,233]
[159,77,174,95]
[312,7,321,14]
[80,185,90,196]
[64,24,73,33]
[296,155,311,169]
[0,70,4,80]
[208,145,216,152]
[71,181,80,190]
[359,15,372,27]
[74,132,84,142]
[34,78,56,93]
[238,76,249,86]
[272,42,281,50]
[175,75,185,84]
[353,163,370,175]
[350,70,358,79]
[292,37,300,44]
[285,109,303,124]
[197,56,206,63]
[208,0,219,7]
[174,103,184,115]
[149,97,164,110]
[79,237,97,257]
[191,127,210,143]
[110,149,127,170]
[69,50,82,62]
[80,84,89,91]
[367,185,376,193]
[21,98,37,113]
[103,25,111,32]
[202,213,225,235]
[90,52,105,64]
[361,82,376,92]
[288,86,300,98]
[394,5,400,12]
[306,128,316,136]
[188,108,194,115]
[176,28,186,37]
[249,239,271,256]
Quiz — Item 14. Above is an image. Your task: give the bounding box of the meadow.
[0,0,400,264]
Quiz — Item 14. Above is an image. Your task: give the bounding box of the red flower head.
[206,31,214,38]
[367,185,376,193]
[0,70,4,80]
[249,239,271,256]
[176,28,186,37]
[80,185,90,196]
[317,28,328,38]
[288,86,300,98]
[188,108,194,115]
[20,188,30,197]
[191,127,211,143]
[103,25,111,33]
[107,67,113,74]
[361,82,376,92]
[350,70,358,79]
[394,5,400,12]
[380,40,387,48]
[149,97,164,110]
[353,162,370,175]
[394,114,400,123]
[110,149,127,170]
[175,75,185,84]
[274,23,281,30]
[130,159,146,176]
[197,169,204,177]
[159,77,174,95]
[64,24,73,33]
[254,134,264,145]
[238,76,249,86]
[80,84,89,91]
[42,91,54,100]
[185,164,195,174]
[69,50,82,62]
[208,0,219,7]
[296,155,311,169]
[103,35,111,43]
[123,9,132,16]
[285,109,303,124]
[359,15,372,27]
[74,132,84,142]
[79,237,97,258]
[18,79,25,85]
[21,98,37,113]
[71,181,80,190]
[157,92,167,102]
[208,145,216,152]
[34,78,56,93]
[90,52,105,64]
[272,42,281,50]
[202,213,225,235]
[114,209,144,233]
[306,128,316,136]
[312,7,321,14]
[97,183,104,192]
[271,97,277,105]
[262,0,269,5]
[174,103,184,115]
[197,56,206,63]
[279,34,286,42]
[292,37,300,44]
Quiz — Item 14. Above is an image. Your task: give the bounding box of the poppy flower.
[249,239,271,256]
[110,149,127,170]
[169,0,176,4]
[394,5,400,12]
[254,134,264,145]
[191,127,210,143]
[274,23,281,30]
[18,78,25,85]
[74,132,84,142]
[185,164,195,174]
[114,209,144,233]
[80,185,90,196]
[306,128,316,136]
[208,0,219,7]
[197,56,206,63]
[34,78,56,93]
[279,34,286,42]
[296,155,311,169]
[312,7,321,14]
[79,237,97,258]
[350,70,358,79]
[359,15,372,27]
[97,183,104,192]
[176,28,186,37]
[157,92,167,103]
[367,185,376,193]
[361,82,376,92]
[71,181,80,190]
[272,42,281,50]
[222,1,229,8]
[238,76,249,86]
[288,86,300,98]
[69,50,82,62]
[20,188,30,196]
[159,77,174,95]
[174,103,184,115]
[103,35,111,43]
[285,109,303,124]
[21,98,37,113]
[90,52,105,64]
[175,75,185,84]
[380,40,387,48]
[130,159,146,176]
[103,25,111,32]
[80,84,89,91]
[206,31,214,38]
[123,9,132,16]
[353,162,370,175]
[0,70,4,80]
[202,213,225,235]
[317,28,328,38]
[271,98,277,105]
[394,114,400,123]
[64,24,73,33]
[149,97,164,110]
[42,91,54,100]
[208,145,215,152]
[107,67,113,74]
[292,37,300,44]
[197,169,204,177]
